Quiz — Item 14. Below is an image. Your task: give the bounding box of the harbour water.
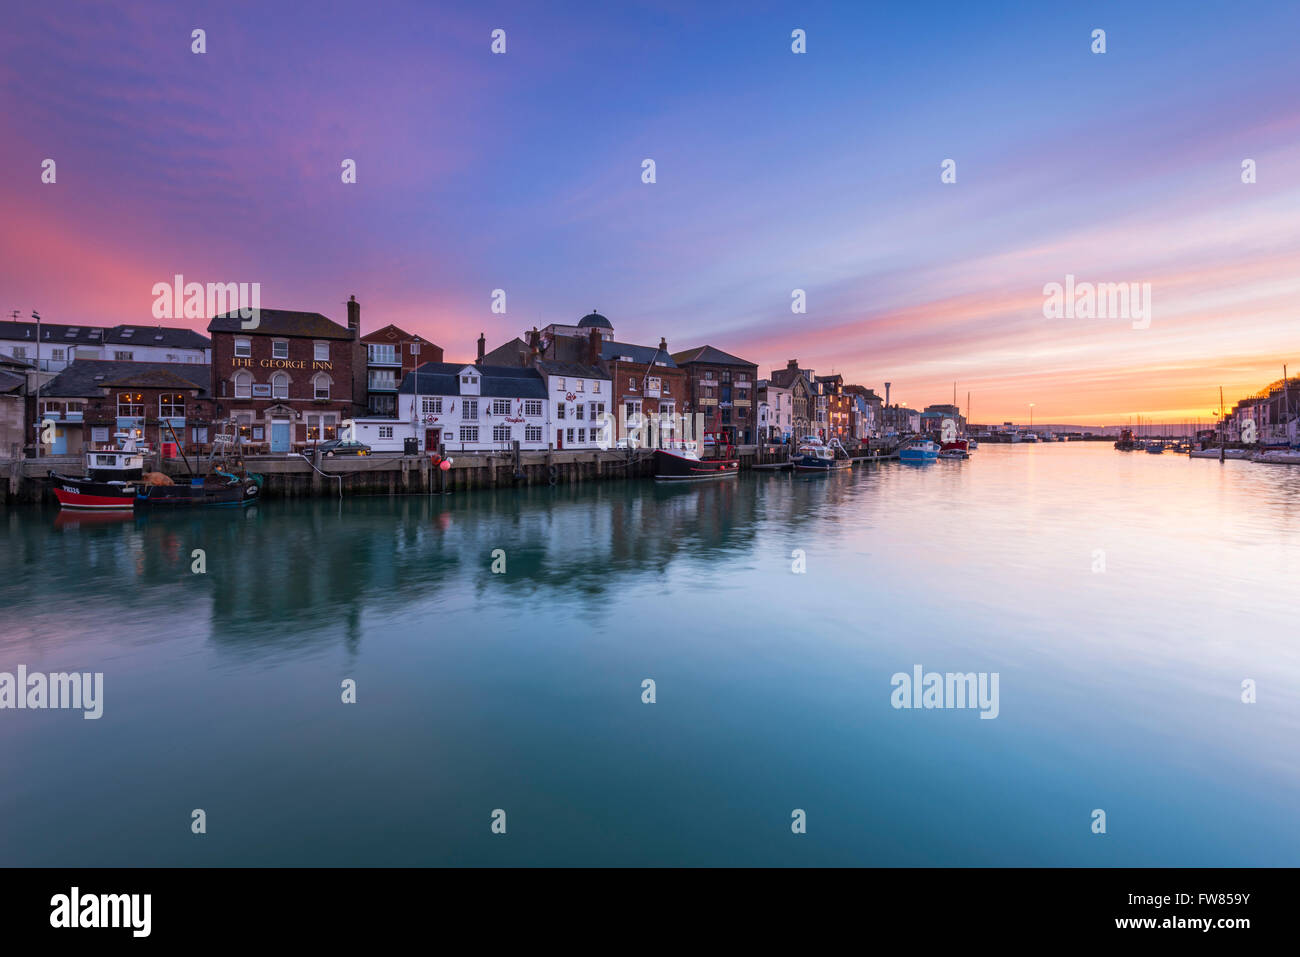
[1,443,1297,866]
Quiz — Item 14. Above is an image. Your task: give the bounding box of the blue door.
[271,420,291,453]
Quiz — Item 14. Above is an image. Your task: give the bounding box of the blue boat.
[898,439,939,463]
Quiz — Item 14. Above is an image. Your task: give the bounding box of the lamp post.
[1029,403,1035,431]
[32,310,42,458]
[410,336,422,452]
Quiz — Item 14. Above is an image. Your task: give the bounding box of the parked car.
[306,439,371,457]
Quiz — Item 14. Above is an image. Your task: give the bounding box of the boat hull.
[136,479,261,507]
[48,472,137,510]
[652,449,739,481]
[1189,448,1249,459]
[898,450,937,462]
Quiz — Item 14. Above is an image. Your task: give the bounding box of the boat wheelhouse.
[653,441,739,481]
[48,438,144,510]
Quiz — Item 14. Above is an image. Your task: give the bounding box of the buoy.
[439,459,451,471]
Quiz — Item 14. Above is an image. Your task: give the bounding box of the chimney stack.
[658,337,667,352]
[885,382,892,407]
[346,295,360,336]
[787,359,798,371]
[477,332,486,364]
[588,328,601,365]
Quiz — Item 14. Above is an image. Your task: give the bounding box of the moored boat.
[1188,447,1249,459]
[1252,448,1300,465]
[48,439,144,510]
[653,443,739,481]
[899,439,939,463]
[790,436,849,471]
[135,468,263,506]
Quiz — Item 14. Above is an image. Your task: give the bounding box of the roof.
[0,370,25,394]
[398,362,547,399]
[0,352,33,369]
[41,360,211,397]
[535,358,608,380]
[577,311,612,330]
[671,345,757,368]
[481,337,531,366]
[104,325,210,348]
[0,322,106,345]
[208,309,353,339]
[360,323,415,343]
[600,340,677,367]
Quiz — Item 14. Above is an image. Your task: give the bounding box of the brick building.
[361,323,442,417]
[671,345,759,445]
[207,298,365,452]
[768,360,817,439]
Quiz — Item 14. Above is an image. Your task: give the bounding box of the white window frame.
[233,370,253,398]
[314,341,329,361]
[271,371,290,399]
[272,340,289,360]
[234,338,251,358]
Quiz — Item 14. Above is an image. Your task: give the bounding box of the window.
[557,378,566,390]
[192,427,208,444]
[722,371,731,382]
[379,426,394,440]
[591,402,605,421]
[578,428,586,443]
[647,377,661,393]
[628,377,636,389]
[576,379,584,392]
[233,371,252,398]
[114,351,134,361]
[313,374,330,400]
[369,395,396,416]
[525,425,542,442]
[462,375,477,385]
[272,372,290,399]
[462,399,478,420]
[704,371,714,380]
[159,393,185,417]
[566,429,575,445]
[272,340,289,359]
[368,343,397,363]
[493,424,511,442]
[117,393,144,417]
[306,414,321,440]
[234,413,253,439]
[575,404,585,420]
[234,338,251,358]
[459,426,478,442]
[557,403,565,420]
[314,341,329,361]
[663,382,671,395]
[51,348,65,361]
[368,370,397,391]
[593,381,601,393]
[11,347,25,359]
[491,398,511,416]
[524,400,542,417]
[323,414,338,440]
[421,396,442,415]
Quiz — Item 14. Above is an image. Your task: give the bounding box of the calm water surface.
[1,443,1297,865]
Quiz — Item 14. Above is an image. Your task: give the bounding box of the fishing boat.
[790,436,850,471]
[1113,429,1137,450]
[48,438,144,510]
[653,441,739,481]
[1145,441,1165,454]
[898,439,939,463]
[938,440,969,460]
[135,468,263,507]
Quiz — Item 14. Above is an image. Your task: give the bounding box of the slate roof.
[0,322,106,346]
[208,309,354,339]
[104,325,211,348]
[671,345,756,368]
[0,370,25,394]
[480,337,531,366]
[41,360,211,397]
[398,362,546,399]
[600,340,677,367]
[534,358,608,380]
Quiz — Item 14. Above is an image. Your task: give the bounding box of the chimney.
[885,382,892,407]
[477,332,486,364]
[658,337,667,352]
[787,359,798,371]
[588,327,601,365]
[346,295,360,336]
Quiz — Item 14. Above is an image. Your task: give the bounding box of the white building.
[757,379,792,441]
[0,320,210,372]
[534,359,612,449]
[390,362,550,453]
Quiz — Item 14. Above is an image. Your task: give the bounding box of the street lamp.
[32,310,42,458]
[1029,403,1035,430]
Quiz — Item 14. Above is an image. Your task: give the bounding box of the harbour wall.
[3,445,793,504]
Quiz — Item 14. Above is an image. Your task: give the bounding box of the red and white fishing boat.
[48,437,144,510]
[653,440,739,481]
